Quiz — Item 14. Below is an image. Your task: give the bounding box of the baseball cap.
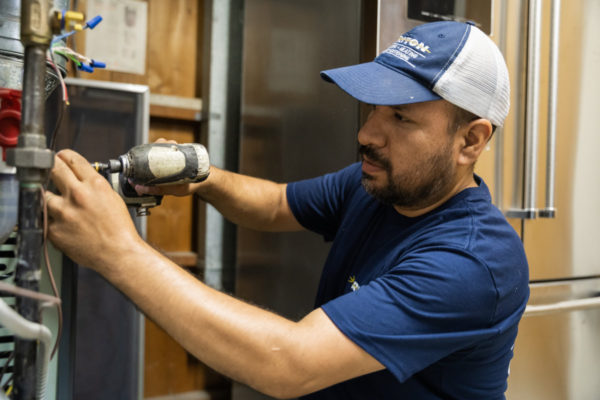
[320,21,510,127]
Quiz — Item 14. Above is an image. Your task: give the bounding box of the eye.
[394,112,406,122]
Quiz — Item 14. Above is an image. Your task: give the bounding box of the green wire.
[53,50,81,67]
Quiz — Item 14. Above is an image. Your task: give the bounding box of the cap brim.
[320,61,441,105]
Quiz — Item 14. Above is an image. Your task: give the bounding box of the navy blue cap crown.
[319,20,511,127]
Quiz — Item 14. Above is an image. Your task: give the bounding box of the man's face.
[358,100,459,210]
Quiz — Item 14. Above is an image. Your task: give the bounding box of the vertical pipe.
[203,0,244,293]
[9,0,56,396]
[14,46,47,400]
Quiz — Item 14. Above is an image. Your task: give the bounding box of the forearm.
[192,167,302,232]
[46,150,382,398]
[105,241,349,398]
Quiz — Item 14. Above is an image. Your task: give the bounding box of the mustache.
[358,145,391,170]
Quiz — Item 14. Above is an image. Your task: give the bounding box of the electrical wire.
[46,53,68,151]
[0,283,60,307]
[47,52,68,105]
[52,46,91,65]
[40,187,63,360]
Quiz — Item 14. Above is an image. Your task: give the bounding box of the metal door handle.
[507,0,542,219]
[507,0,561,220]
[525,296,600,317]
[538,0,561,219]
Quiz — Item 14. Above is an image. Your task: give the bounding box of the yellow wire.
[6,385,13,395]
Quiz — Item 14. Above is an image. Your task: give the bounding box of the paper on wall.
[85,0,148,75]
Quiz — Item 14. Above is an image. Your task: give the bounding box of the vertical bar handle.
[508,0,542,219]
[538,0,561,219]
[522,0,543,219]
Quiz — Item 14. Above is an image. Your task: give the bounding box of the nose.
[358,107,387,148]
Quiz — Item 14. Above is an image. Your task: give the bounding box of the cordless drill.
[93,143,210,216]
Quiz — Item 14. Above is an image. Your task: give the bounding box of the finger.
[56,149,99,182]
[134,184,161,195]
[44,190,64,216]
[154,138,178,144]
[50,154,83,195]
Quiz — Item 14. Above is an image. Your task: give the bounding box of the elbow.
[253,378,317,400]
[246,358,322,399]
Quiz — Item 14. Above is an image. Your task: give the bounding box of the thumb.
[134,184,162,195]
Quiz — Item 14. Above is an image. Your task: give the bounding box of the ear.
[457,119,493,166]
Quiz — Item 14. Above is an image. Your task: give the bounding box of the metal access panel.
[53,78,149,400]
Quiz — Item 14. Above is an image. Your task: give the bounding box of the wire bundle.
[51,14,105,74]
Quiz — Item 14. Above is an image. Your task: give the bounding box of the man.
[46,21,529,399]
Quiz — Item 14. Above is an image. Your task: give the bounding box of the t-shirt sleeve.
[287,163,361,241]
[321,248,502,383]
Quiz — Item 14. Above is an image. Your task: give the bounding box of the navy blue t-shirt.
[286,163,529,399]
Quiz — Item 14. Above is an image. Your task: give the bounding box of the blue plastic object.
[90,60,106,68]
[86,15,103,29]
[78,64,94,73]
[61,10,67,30]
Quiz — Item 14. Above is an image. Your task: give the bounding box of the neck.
[393,172,477,218]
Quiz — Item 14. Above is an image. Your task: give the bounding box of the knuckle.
[90,174,109,190]
[70,186,89,206]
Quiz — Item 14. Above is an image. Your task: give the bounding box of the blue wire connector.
[90,60,106,69]
[78,64,94,73]
[85,15,103,29]
[52,14,103,44]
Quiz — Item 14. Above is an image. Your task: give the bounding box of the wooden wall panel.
[74,0,199,96]
[144,318,206,397]
[146,123,196,252]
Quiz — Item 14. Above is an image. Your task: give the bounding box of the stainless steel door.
[377,1,600,399]
[503,1,600,398]
[234,0,363,398]
[516,0,600,281]
[507,279,600,399]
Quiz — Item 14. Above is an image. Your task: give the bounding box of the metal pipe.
[538,0,561,219]
[6,1,56,398]
[13,186,44,400]
[13,43,48,400]
[20,46,46,143]
[203,0,243,293]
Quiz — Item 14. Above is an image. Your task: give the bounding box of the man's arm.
[47,150,384,398]
[195,166,303,232]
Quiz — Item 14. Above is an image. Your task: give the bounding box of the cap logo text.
[397,35,431,53]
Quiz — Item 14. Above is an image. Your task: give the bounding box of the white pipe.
[0,299,51,399]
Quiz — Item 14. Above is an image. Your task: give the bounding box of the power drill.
[92,143,210,216]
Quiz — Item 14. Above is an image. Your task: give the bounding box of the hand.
[46,150,145,272]
[132,138,206,198]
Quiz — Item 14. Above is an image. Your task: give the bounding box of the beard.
[359,142,456,209]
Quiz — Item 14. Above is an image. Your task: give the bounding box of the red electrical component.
[0,88,22,161]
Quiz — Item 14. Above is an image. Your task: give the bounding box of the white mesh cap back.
[433,26,510,127]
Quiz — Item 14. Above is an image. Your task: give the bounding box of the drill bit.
[91,159,123,173]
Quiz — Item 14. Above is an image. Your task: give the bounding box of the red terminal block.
[0,89,22,161]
